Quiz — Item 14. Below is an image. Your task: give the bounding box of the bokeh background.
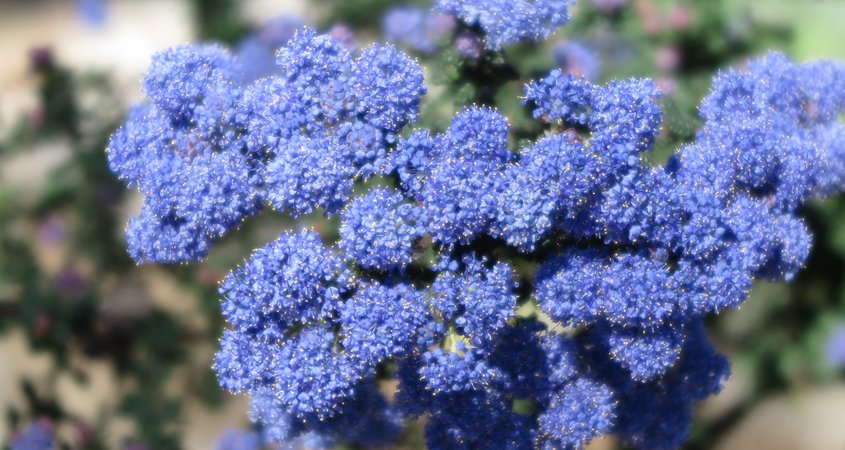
[2,0,845,449]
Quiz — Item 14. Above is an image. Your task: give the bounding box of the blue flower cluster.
[435,0,572,50]
[236,17,358,84]
[250,29,426,216]
[389,105,515,245]
[109,27,425,263]
[110,15,845,450]
[107,44,263,263]
[339,188,422,271]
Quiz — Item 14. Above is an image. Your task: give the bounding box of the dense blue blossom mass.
[436,0,572,50]
[108,4,845,447]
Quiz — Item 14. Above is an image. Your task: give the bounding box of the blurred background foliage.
[1,0,845,449]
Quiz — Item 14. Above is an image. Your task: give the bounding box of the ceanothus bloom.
[107,45,263,263]
[435,0,572,50]
[246,28,426,216]
[108,9,845,449]
[339,187,421,270]
[391,106,514,245]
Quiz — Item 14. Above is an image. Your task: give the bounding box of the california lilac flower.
[431,254,518,351]
[655,45,681,72]
[107,46,263,263]
[246,29,426,216]
[536,378,616,449]
[435,0,572,50]
[109,6,845,448]
[535,249,678,329]
[391,106,514,245]
[339,188,421,270]
[411,345,534,450]
[214,228,422,444]
[37,215,68,246]
[237,18,357,84]
[382,6,456,55]
[493,132,597,250]
[110,28,425,263]
[216,230,352,345]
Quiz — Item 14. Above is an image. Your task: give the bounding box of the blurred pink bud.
[328,24,356,49]
[668,5,693,31]
[34,315,53,339]
[655,46,681,71]
[635,0,663,35]
[29,47,53,72]
[656,77,677,95]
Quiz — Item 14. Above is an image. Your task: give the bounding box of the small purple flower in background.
[553,40,601,81]
[655,45,681,72]
[328,24,356,49]
[668,4,693,31]
[55,267,87,299]
[75,0,106,27]
[10,419,54,450]
[429,12,458,35]
[29,47,54,72]
[635,0,663,35]
[382,6,456,55]
[826,325,845,368]
[454,31,483,60]
[591,0,628,13]
[37,215,68,246]
[123,443,148,450]
[655,77,677,95]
